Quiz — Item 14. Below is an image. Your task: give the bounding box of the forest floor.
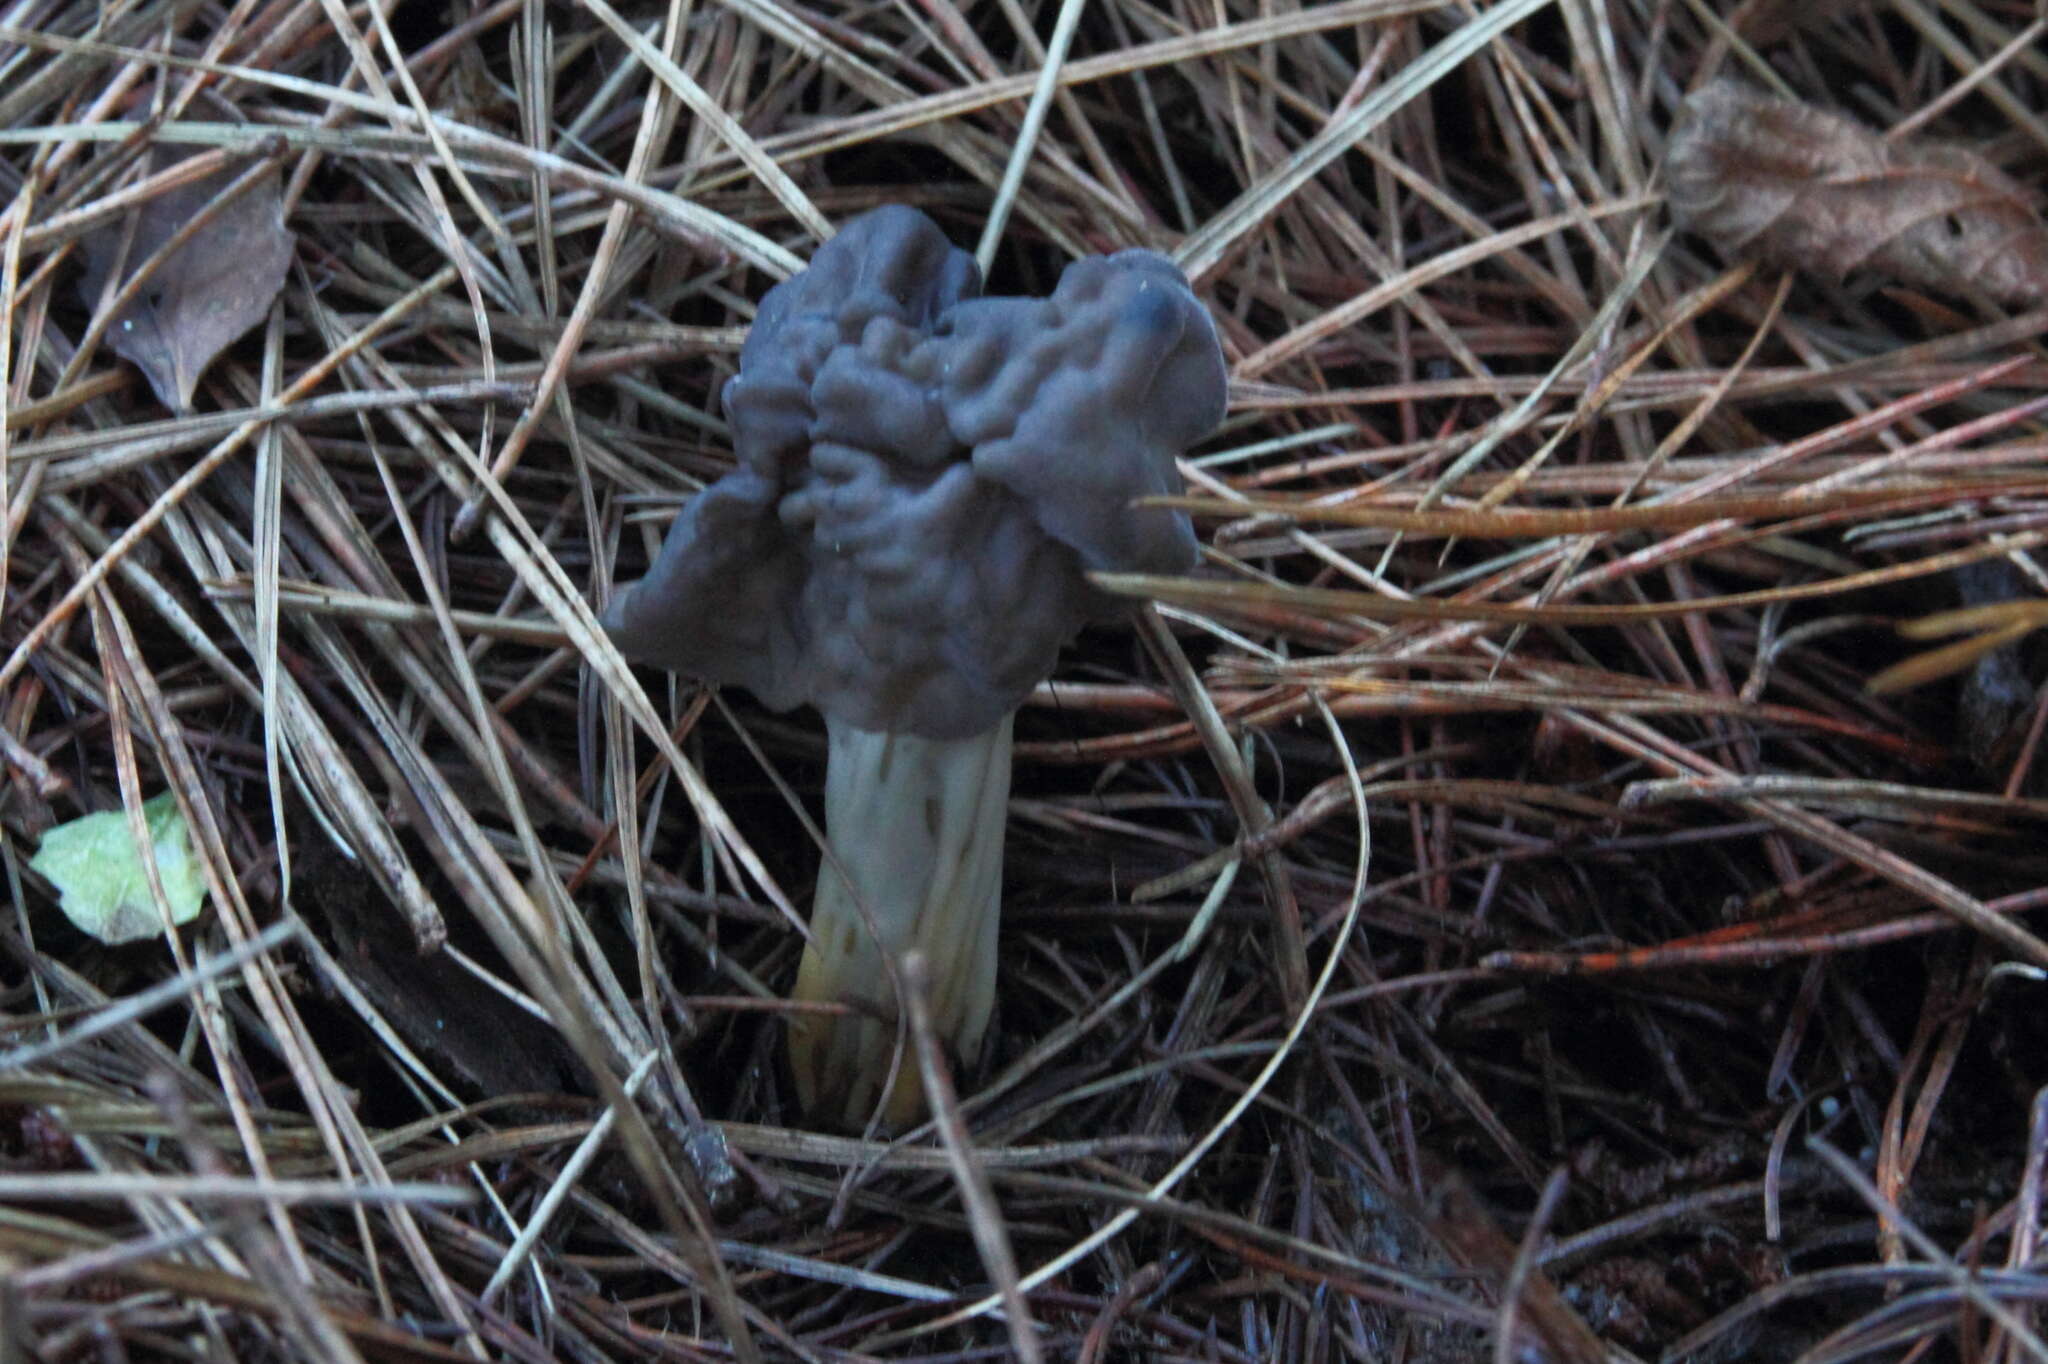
[4,0,2048,1359]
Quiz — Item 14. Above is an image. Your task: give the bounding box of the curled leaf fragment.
[79,151,295,411]
[29,791,210,945]
[1667,80,2048,305]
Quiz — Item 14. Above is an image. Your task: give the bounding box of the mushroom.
[603,206,1226,1127]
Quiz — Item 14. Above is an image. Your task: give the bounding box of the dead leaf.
[1736,0,1877,47]
[78,151,295,411]
[1667,81,2048,306]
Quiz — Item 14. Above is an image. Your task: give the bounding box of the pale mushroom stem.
[788,713,1014,1128]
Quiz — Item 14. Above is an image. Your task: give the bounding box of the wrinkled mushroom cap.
[604,205,1226,739]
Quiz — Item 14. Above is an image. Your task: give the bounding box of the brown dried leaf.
[1737,0,1877,47]
[1667,80,2048,305]
[79,152,295,411]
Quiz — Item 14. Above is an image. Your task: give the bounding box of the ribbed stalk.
[787,714,1012,1128]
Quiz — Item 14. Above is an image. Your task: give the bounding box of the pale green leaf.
[30,792,208,945]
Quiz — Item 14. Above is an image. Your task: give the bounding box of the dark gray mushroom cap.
[603,205,1226,740]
